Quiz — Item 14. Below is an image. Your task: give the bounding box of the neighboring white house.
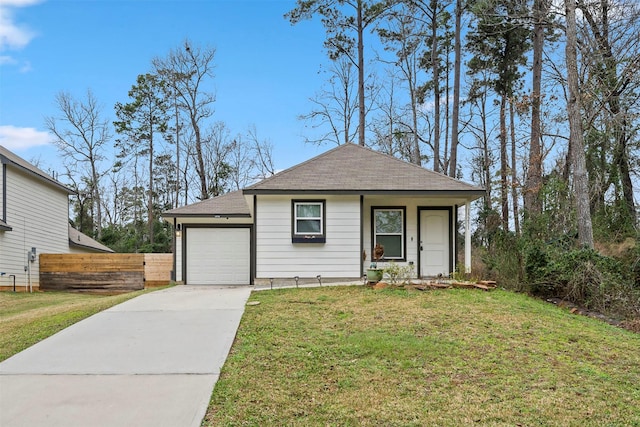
[0,145,112,290]
[164,143,484,286]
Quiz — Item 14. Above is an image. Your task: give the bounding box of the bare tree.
[565,0,594,248]
[228,136,252,191]
[578,0,639,229]
[246,125,276,180]
[372,69,411,159]
[466,0,530,231]
[448,0,463,178]
[202,121,234,197]
[524,0,551,218]
[509,98,521,235]
[45,89,109,239]
[300,58,359,145]
[286,0,389,147]
[378,0,427,165]
[153,40,217,200]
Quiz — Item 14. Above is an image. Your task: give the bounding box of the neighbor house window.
[292,200,326,243]
[373,208,405,259]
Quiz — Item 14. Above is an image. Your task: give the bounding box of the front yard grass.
[205,286,640,426]
[0,289,151,362]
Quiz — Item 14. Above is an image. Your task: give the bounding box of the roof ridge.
[164,189,242,214]
[353,143,480,187]
[0,145,73,193]
[244,144,346,190]
[238,142,483,194]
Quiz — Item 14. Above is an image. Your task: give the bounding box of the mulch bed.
[369,279,497,292]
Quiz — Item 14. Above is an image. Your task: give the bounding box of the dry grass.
[0,290,150,362]
[204,286,640,426]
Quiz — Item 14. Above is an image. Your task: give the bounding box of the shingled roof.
[244,143,484,196]
[163,190,251,217]
[0,145,73,194]
[68,225,114,253]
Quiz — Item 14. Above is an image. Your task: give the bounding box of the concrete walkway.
[0,285,251,427]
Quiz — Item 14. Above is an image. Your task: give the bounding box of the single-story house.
[0,145,112,290]
[163,143,484,286]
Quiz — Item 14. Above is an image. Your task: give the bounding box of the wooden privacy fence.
[143,254,173,287]
[40,253,173,292]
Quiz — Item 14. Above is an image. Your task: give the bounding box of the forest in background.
[44,0,639,320]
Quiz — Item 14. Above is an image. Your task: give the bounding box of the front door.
[419,209,451,278]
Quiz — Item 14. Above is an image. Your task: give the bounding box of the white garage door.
[186,228,250,285]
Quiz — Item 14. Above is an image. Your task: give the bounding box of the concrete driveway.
[0,285,251,427]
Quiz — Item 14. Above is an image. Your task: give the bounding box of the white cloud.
[0,54,31,72]
[0,0,41,51]
[0,125,52,150]
[0,54,16,64]
[0,0,42,5]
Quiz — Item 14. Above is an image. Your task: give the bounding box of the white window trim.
[293,201,325,237]
[373,208,405,260]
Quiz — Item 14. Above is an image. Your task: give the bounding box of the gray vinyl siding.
[0,167,70,288]
[255,195,361,279]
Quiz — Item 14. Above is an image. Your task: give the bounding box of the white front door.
[419,210,450,277]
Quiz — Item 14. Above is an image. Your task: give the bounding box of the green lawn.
[204,286,640,426]
[0,289,151,362]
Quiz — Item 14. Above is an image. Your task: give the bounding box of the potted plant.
[366,243,385,283]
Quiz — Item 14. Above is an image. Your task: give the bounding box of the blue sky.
[0,0,333,172]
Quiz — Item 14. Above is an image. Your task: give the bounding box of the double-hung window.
[373,207,405,260]
[292,200,326,243]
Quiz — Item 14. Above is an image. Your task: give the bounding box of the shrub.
[383,261,414,285]
[480,230,524,290]
[526,246,640,318]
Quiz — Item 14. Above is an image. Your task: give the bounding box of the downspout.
[252,194,257,285]
[2,164,6,223]
[181,225,187,284]
[465,200,471,273]
[454,205,459,272]
[172,218,177,281]
[360,195,364,279]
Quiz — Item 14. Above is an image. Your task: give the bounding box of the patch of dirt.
[619,318,640,334]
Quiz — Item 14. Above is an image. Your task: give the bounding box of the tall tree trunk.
[580,1,637,226]
[448,0,461,178]
[410,85,421,165]
[524,0,546,218]
[148,123,154,247]
[612,112,636,224]
[500,95,509,231]
[481,97,492,212]
[193,120,208,200]
[90,160,102,239]
[510,99,520,236]
[430,0,441,172]
[357,0,366,146]
[565,0,594,248]
[174,101,180,209]
[344,69,350,145]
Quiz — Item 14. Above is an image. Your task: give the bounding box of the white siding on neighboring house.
[0,165,4,218]
[255,195,361,279]
[0,168,70,288]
